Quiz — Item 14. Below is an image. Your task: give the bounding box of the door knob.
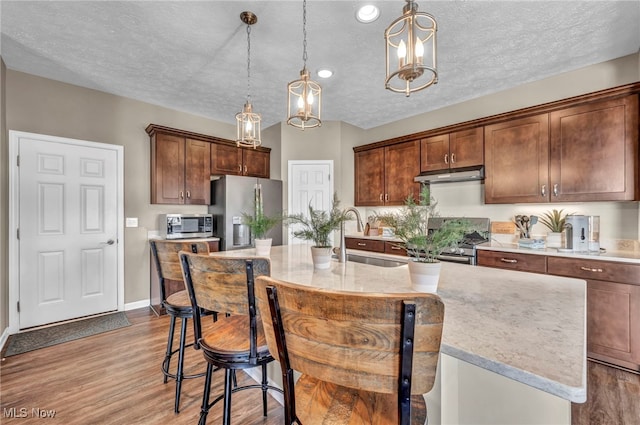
[101,239,115,245]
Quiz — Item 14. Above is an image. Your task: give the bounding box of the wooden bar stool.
[179,252,283,425]
[255,276,445,425]
[149,240,211,414]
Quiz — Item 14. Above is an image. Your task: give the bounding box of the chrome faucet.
[338,207,364,263]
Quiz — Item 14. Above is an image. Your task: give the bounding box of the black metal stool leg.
[223,369,234,425]
[174,316,189,413]
[163,314,177,384]
[261,363,268,417]
[199,363,214,425]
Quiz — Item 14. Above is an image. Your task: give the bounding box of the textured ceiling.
[1,1,639,130]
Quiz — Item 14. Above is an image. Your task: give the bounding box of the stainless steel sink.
[333,254,407,268]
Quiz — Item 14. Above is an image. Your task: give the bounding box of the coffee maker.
[564,215,589,252]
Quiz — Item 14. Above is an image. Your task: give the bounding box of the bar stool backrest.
[150,240,210,300]
[255,276,445,395]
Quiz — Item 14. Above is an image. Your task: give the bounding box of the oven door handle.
[437,254,473,264]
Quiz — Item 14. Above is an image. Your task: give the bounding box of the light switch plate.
[125,217,139,228]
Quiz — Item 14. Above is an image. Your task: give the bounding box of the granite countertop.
[212,243,587,403]
[478,241,640,264]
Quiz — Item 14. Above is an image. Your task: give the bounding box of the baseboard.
[244,367,284,406]
[124,299,150,311]
[0,327,10,354]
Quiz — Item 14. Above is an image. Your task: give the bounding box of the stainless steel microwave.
[159,214,213,239]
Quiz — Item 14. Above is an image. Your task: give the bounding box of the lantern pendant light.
[236,11,261,148]
[286,0,321,129]
[385,0,438,96]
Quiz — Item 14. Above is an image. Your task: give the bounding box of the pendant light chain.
[246,23,252,103]
[302,0,308,67]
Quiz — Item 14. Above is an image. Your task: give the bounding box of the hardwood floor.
[572,360,640,425]
[0,308,285,424]
[3,307,639,424]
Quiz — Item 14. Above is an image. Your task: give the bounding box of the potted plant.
[539,209,570,248]
[377,186,470,292]
[242,189,282,256]
[286,193,351,269]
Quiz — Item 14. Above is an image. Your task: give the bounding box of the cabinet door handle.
[444,153,449,164]
[180,191,184,199]
[238,164,242,173]
[500,258,518,263]
[379,194,383,201]
[357,243,366,247]
[186,190,191,199]
[541,185,546,196]
[553,184,559,197]
[580,266,603,273]
[451,153,456,164]
[391,246,402,250]
[244,165,247,174]
[385,194,389,201]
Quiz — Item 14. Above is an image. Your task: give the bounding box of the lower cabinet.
[478,250,640,373]
[344,237,407,257]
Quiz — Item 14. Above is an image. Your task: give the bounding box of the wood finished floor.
[2,307,639,424]
[0,308,285,424]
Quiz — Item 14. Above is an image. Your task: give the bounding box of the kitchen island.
[213,243,587,425]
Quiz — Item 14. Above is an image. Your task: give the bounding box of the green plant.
[376,186,470,263]
[539,209,570,233]
[286,193,351,248]
[241,188,282,240]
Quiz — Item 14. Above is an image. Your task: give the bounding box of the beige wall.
[1,53,639,338]
[4,70,239,308]
[1,58,8,333]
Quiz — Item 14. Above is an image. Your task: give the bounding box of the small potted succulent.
[286,193,352,269]
[377,186,470,292]
[539,209,570,248]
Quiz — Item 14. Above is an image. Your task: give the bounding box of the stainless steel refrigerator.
[208,175,283,251]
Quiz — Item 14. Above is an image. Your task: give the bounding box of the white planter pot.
[546,232,563,248]
[255,238,272,256]
[310,246,332,269]
[408,260,442,293]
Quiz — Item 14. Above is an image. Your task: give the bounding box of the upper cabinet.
[211,143,270,178]
[485,95,639,204]
[484,114,550,204]
[150,132,211,205]
[549,96,638,202]
[147,124,271,205]
[355,140,420,206]
[420,127,483,173]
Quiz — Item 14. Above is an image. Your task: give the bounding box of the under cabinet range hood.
[414,166,484,184]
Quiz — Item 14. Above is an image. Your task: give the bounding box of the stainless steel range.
[427,217,491,265]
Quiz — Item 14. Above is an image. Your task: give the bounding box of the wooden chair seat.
[199,315,271,366]
[165,290,192,309]
[294,374,427,425]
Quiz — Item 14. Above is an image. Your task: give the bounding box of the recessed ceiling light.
[317,69,333,79]
[356,4,380,23]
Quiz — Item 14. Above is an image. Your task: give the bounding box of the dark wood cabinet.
[549,95,639,202]
[344,237,385,253]
[211,143,270,178]
[485,95,639,204]
[421,127,483,173]
[480,249,640,372]
[476,250,547,274]
[484,114,550,204]
[547,256,640,372]
[354,140,420,206]
[150,132,211,205]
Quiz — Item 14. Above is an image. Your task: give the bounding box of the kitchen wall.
[1,57,8,334]
[0,52,639,338]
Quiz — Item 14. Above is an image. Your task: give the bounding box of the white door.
[288,160,333,244]
[18,135,119,328]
